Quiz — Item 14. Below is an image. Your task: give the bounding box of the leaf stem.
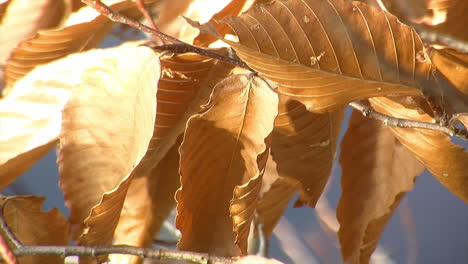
[349,101,467,140]
[81,0,251,69]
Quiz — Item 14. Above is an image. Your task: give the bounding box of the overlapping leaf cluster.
[0,0,467,263]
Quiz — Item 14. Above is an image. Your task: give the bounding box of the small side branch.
[349,101,467,140]
[81,0,251,69]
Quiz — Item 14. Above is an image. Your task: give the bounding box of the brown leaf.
[57,45,159,244]
[1,196,69,264]
[135,51,235,176]
[111,139,181,264]
[176,74,278,256]
[3,0,159,92]
[369,96,468,202]
[197,0,443,112]
[337,108,424,264]
[272,95,343,207]
[257,158,297,238]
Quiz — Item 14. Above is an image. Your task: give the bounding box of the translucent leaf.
[176,74,278,256]
[337,108,424,264]
[57,45,159,244]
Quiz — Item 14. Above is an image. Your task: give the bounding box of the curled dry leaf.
[194,0,443,112]
[272,95,343,207]
[57,45,159,244]
[176,74,278,256]
[0,0,65,68]
[369,97,468,202]
[1,196,69,264]
[338,108,424,264]
[135,50,235,175]
[3,0,159,92]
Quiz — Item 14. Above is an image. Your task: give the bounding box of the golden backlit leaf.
[272,95,343,207]
[1,196,69,264]
[57,45,159,243]
[199,0,442,112]
[0,0,65,67]
[337,108,424,264]
[257,158,297,238]
[0,47,104,188]
[111,139,181,264]
[369,96,468,202]
[3,0,158,92]
[430,47,468,94]
[176,74,278,256]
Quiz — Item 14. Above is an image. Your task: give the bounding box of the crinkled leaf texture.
[1,196,69,264]
[177,74,278,256]
[338,108,424,264]
[57,44,159,248]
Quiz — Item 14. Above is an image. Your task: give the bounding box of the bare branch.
[7,245,234,264]
[349,101,467,140]
[81,0,251,69]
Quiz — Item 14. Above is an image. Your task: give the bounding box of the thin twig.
[135,0,158,31]
[82,0,251,69]
[5,245,234,264]
[349,101,467,140]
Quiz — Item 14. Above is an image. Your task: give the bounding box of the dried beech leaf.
[257,158,297,237]
[135,51,235,175]
[272,96,343,207]
[337,109,424,264]
[369,97,468,202]
[4,0,159,91]
[57,45,159,243]
[111,139,181,264]
[0,45,108,187]
[195,0,447,112]
[176,74,278,256]
[193,0,254,47]
[430,48,468,94]
[0,0,65,67]
[1,196,69,264]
